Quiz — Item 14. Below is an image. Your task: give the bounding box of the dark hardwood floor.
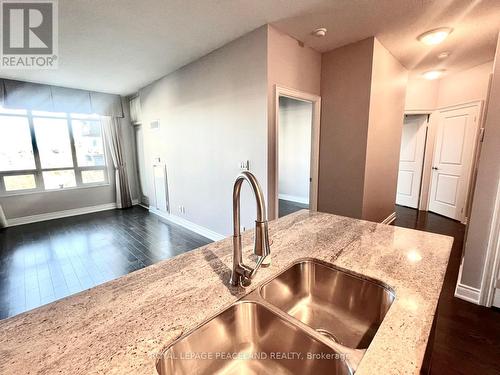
[393,205,500,375]
[279,199,309,218]
[0,206,211,320]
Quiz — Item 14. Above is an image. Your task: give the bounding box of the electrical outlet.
[178,205,185,214]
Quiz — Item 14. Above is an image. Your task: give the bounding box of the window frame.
[0,109,109,196]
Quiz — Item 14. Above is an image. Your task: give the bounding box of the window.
[0,108,108,194]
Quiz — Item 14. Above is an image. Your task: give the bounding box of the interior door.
[153,163,168,213]
[428,104,479,221]
[396,115,427,209]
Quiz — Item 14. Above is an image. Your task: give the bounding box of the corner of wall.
[362,38,408,222]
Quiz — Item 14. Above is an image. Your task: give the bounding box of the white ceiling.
[1,0,499,95]
[273,0,500,78]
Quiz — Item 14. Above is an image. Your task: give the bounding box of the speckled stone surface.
[0,210,453,375]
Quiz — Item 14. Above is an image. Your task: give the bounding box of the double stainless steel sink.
[156,259,395,375]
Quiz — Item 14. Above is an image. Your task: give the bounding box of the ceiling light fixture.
[422,69,446,80]
[437,51,450,59]
[312,27,327,37]
[417,27,453,45]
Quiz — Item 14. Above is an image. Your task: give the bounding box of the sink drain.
[316,328,342,344]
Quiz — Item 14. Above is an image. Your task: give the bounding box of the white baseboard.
[381,212,397,225]
[455,261,481,304]
[7,203,118,227]
[455,283,481,304]
[278,194,309,205]
[148,207,225,242]
[493,289,500,308]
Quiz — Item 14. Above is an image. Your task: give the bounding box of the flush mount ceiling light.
[438,51,450,59]
[422,69,446,80]
[417,27,453,45]
[312,27,327,37]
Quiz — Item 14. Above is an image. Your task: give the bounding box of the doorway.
[395,102,481,223]
[274,86,321,218]
[396,114,428,209]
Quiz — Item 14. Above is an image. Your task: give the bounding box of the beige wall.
[438,61,493,108]
[461,35,500,290]
[405,61,493,111]
[318,38,374,218]
[267,25,321,218]
[363,39,408,222]
[405,78,439,111]
[138,26,268,236]
[318,37,407,221]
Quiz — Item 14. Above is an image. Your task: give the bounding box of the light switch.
[239,160,250,171]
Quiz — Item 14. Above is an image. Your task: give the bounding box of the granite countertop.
[0,210,453,375]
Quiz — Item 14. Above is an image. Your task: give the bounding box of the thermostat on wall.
[150,120,160,129]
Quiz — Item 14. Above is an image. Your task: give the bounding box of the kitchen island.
[0,210,453,374]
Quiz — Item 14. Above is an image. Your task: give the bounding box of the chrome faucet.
[229,171,270,287]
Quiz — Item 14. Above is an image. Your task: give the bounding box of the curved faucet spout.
[230,171,271,287]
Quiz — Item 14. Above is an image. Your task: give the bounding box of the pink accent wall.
[318,37,408,222]
[363,39,408,222]
[267,26,322,219]
[318,38,374,218]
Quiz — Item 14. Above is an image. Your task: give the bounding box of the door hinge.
[479,127,485,142]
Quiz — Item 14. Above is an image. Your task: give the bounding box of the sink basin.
[156,301,351,375]
[259,260,395,349]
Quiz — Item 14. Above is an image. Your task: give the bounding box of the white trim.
[148,207,225,242]
[381,212,396,225]
[479,182,500,306]
[278,194,309,205]
[7,203,118,227]
[493,290,500,308]
[455,261,481,304]
[455,283,481,304]
[405,109,434,115]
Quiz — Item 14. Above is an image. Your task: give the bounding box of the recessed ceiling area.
[0,0,498,95]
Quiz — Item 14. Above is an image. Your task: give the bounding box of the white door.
[396,115,427,208]
[153,164,168,213]
[428,104,479,221]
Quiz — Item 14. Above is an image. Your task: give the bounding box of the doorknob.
[432,166,439,170]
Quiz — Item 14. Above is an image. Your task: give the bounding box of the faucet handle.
[254,221,270,257]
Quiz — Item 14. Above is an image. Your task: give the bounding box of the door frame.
[272,85,321,219]
[426,101,483,223]
[479,182,500,306]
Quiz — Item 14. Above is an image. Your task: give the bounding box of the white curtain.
[101,116,132,209]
